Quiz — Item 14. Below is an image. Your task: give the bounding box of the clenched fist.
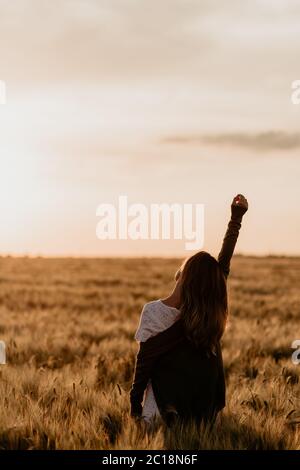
[231,194,248,219]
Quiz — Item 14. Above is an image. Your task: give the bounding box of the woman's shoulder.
[140,300,172,318]
[142,300,161,311]
[134,300,179,342]
[139,300,162,321]
[134,301,162,342]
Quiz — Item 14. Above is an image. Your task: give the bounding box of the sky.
[0,0,300,257]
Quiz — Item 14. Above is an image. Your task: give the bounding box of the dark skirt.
[151,338,225,426]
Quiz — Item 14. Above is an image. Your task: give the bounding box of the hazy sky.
[0,0,300,257]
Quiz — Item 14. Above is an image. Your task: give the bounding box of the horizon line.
[1,252,300,260]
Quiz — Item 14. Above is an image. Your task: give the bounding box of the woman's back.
[151,335,225,423]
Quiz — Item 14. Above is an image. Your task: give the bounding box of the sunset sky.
[0,0,300,257]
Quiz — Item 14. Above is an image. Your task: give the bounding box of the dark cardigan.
[130,204,247,423]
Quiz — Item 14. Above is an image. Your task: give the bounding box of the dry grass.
[0,255,300,449]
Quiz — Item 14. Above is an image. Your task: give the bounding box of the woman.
[130,194,248,425]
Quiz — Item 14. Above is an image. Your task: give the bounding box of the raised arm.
[217,194,248,278]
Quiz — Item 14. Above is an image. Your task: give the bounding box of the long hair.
[178,251,228,353]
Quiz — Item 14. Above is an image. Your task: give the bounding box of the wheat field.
[0,255,299,450]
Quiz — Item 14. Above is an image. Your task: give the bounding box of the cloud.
[161,131,300,151]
